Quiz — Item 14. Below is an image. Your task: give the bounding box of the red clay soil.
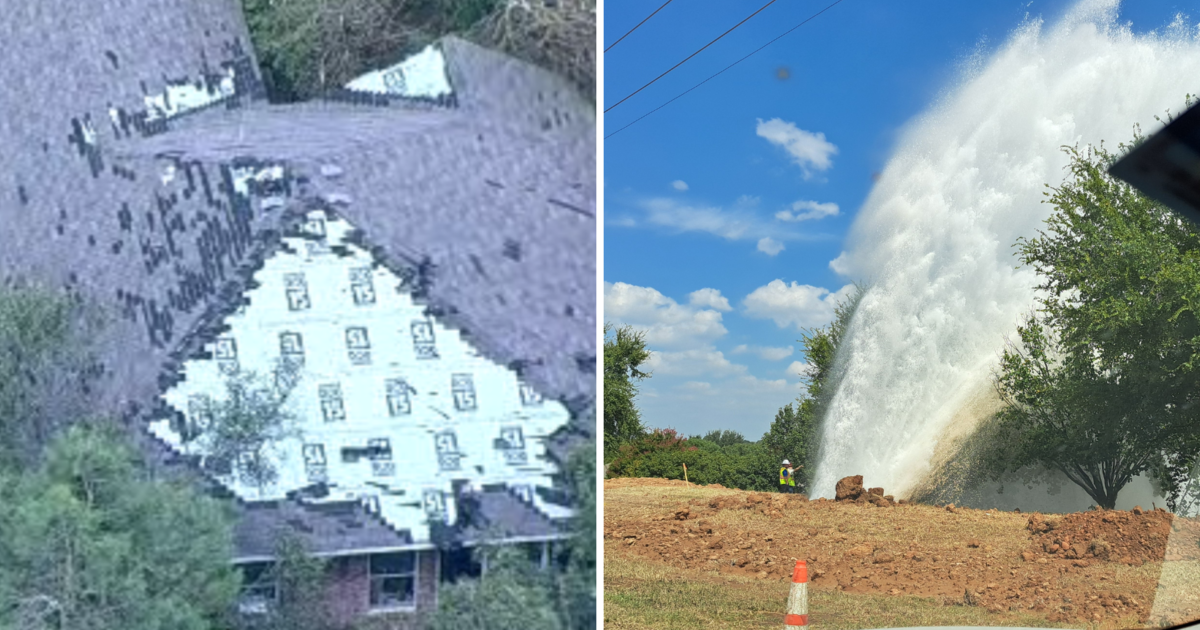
[604,478,1200,626]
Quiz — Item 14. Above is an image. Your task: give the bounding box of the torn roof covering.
[344,44,453,98]
[147,210,573,545]
[142,67,238,123]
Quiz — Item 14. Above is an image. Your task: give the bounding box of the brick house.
[0,2,594,628]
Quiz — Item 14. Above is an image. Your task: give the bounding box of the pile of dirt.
[605,480,1200,627]
[1021,507,1195,566]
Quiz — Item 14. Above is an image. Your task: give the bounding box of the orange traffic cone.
[784,560,808,629]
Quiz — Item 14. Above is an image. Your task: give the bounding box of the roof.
[1,1,594,559]
[146,210,575,548]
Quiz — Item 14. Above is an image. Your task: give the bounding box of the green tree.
[993,135,1200,511]
[0,285,75,468]
[427,544,563,630]
[701,430,747,447]
[0,423,239,630]
[603,323,651,459]
[558,441,595,630]
[762,402,814,491]
[992,314,1164,509]
[254,535,334,630]
[762,285,864,490]
[199,364,301,492]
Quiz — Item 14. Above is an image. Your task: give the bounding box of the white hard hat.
[782,459,791,466]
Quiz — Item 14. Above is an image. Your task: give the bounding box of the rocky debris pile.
[834,475,898,507]
[1020,506,1198,566]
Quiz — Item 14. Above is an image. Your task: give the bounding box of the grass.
[605,554,1077,630]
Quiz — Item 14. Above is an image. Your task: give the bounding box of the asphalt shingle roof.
[1,2,593,559]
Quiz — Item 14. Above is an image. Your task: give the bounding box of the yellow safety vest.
[779,467,795,486]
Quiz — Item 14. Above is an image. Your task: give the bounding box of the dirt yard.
[604,478,1200,630]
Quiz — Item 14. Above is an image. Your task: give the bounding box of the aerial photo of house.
[0,1,596,629]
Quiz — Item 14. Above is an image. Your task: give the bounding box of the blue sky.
[603,0,1191,440]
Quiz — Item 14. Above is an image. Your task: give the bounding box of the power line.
[604,0,782,114]
[605,0,676,53]
[606,0,847,140]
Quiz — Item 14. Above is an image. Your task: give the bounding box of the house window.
[369,552,417,610]
[237,561,277,615]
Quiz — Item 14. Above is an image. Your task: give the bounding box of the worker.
[779,459,796,493]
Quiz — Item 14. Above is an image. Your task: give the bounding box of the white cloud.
[688,288,732,312]
[631,197,835,248]
[757,237,785,256]
[732,344,795,361]
[641,197,757,240]
[776,200,839,222]
[786,360,808,379]
[646,346,746,378]
[672,180,689,191]
[743,280,855,330]
[756,118,838,176]
[682,381,711,392]
[829,251,851,276]
[608,215,637,227]
[605,281,728,348]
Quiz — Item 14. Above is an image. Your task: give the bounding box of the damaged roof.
[0,0,594,558]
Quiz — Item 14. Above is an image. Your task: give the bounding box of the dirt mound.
[606,481,1200,628]
[1023,507,1200,566]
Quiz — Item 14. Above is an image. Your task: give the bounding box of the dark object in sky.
[1109,102,1200,225]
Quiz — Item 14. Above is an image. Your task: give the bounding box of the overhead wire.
[604,0,782,114]
[606,0,847,140]
[604,0,676,53]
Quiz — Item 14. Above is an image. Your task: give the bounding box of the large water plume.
[813,0,1200,504]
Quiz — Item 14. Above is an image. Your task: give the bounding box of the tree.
[427,544,563,630]
[254,535,335,630]
[994,135,1200,510]
[605,430,777,492]
[992,314,1165,509]
[558,441,595,630]
[762,285,864,490]
[0,285,77,469]
[198,364,301,492]
[701,430,747,447]
[0,423,239,630]
[761,403,815,491]
[603,323,651,459]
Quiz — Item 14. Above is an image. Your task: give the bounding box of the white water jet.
[813,0,1200,500]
